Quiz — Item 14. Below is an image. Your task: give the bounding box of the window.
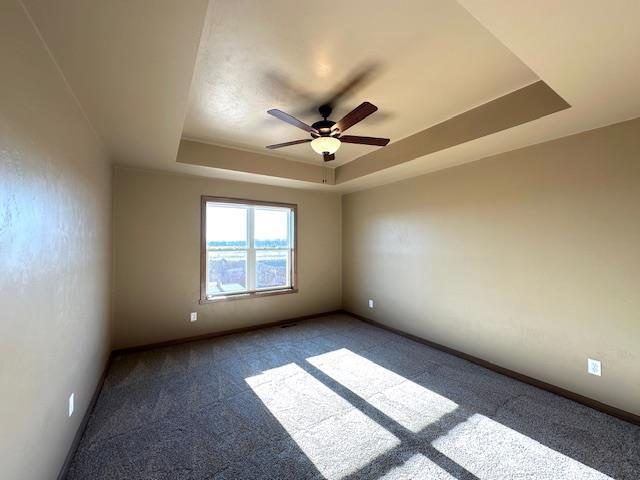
[201,196,297,301]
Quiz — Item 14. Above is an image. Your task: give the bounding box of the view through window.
[201,197,296,300]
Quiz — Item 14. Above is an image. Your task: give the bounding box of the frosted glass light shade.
[311,136,341,155]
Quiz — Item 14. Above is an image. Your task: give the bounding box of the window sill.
[199,287,298,304]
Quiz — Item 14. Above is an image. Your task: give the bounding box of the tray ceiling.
[22,0,640,192]
[183,0,538,166]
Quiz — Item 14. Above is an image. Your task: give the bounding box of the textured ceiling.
[183,0,537,166]
[23,0,640,192]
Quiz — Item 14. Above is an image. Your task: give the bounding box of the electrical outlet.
[190,312,198,322]
[368,299,374,309]
[587,358,601,376]
[68,393,74,417]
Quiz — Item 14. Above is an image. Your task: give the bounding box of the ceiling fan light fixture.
[311,136,341,155]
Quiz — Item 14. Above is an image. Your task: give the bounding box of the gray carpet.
[66,313,640,479]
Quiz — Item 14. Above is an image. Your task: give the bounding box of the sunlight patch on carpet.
[380,453,457,479]
[307,348,458,432]
[246,363,399,479]
[432,413,614,479]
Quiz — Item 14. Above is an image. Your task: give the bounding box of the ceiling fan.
[266,102,390,162]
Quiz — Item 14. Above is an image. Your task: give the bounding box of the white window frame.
[200,196,297,303]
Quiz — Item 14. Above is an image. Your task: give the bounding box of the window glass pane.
[206,204,247,248]
[256,250,289,289]
[254,208,290,248]
[207,251,247,295]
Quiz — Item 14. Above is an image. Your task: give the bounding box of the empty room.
[2,1,640,479]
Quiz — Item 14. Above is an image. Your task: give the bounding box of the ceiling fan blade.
[339,135,390,146]
[323,153,335,162]
[266,139,311,149]
[267,109,318,134]
[334,102,378,133]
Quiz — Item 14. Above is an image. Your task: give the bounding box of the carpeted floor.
[66,313,640,479]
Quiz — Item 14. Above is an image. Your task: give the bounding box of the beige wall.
[0,2,112,479]
[343,117,640,416]
[113,168,341,349]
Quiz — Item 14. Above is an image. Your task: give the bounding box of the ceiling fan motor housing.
[311,104,340,138]
[311,119,339,138]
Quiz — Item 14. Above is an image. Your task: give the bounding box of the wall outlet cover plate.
[587,358,602,376]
